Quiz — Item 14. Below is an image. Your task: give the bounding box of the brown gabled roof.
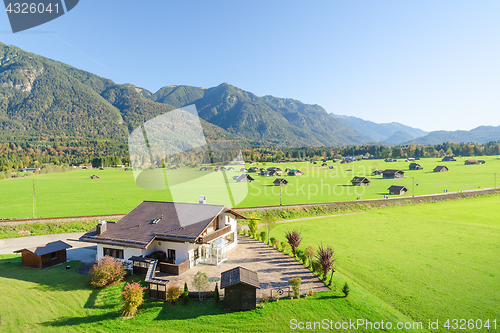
[79,201,248,249]
[14,240,72,256]
[383,169,403,175]
[433,166,449,172]
[351,176,370,183]
[221,266,260,289]
[388,185,408,192]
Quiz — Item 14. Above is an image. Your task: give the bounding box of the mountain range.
[0,42,498,147]
[330,114,429,143]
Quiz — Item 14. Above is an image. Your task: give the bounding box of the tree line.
[1,139,499,172]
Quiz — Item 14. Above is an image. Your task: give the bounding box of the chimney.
[96,220,107,235]
[199,195,207,204]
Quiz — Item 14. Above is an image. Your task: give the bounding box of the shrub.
[307,282,314,296]
[285,230,302,257]
[269,237,276,247]
[261,293,269,303]
[121,282,147,317]
[305,246,316,269]
[166,284,182,304]
[214,283,220,304]
[296,249,307,264]
[312,260,323,276]
[342,282,350,297]
[183,282,189,305]
[280,241,289,253]
[248,219,259,238]
[288,277,302,298]
[260,231,267,243]
[88,256,126,288]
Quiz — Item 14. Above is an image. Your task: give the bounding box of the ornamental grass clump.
[285,230,302,257]
[288,277,302,298]
[121,282,147,317]
[88,256,126,288]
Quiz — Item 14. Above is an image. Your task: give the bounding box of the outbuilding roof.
[221,266,260,289]
[388,185,408,192]
[14,240,72,256]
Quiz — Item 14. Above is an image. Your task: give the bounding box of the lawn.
[266,194,500,330]
[0,156,499,219]
[0,220,96,239]
[0,255,421,332]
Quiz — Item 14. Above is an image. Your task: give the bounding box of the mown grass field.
[0,156,499,219]
[0,256,421,333]
[266,194,500,330]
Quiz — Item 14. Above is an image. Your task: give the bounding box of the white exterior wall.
[226,213,238,250]
[96,244,145,263]
[148,240,191,265]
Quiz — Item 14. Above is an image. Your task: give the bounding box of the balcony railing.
[200,225,231,243]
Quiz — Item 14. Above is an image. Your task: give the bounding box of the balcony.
[200,225,232,243]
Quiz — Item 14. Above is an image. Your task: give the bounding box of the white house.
[79,199,247,276]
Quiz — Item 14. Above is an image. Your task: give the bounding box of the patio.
[160,235,330,297]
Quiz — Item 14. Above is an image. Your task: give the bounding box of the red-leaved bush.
[88,256,126,289]
[166,284,182,304]
[122,282,148,317]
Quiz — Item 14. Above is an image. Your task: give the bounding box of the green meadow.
[266,194,500,330]
[0,156,499,219]
[0,256,421,333]
[1,194,499,332]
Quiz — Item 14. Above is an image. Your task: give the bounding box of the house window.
[194,249,199,260]
[167,249,176,261]
[103,247,124,259]
[50,252,57,260]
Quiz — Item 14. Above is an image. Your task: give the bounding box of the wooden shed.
[388,185,408,195]
[273,178,288,186]
[409,163,423,170]
[236,174,255,182]
[90,175,99,179]
[351,177,371,186]
[14,240,72,269]
[382,169,405,179]
[221,266,260,310]
[433,166,449,172]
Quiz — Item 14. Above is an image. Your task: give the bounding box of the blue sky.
[1,1,499,132]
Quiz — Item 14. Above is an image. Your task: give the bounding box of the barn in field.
[409,163,423,170]
[14,241,72,269]
[90,175,99,179]
[273,178,288,186]
[372,170,384,175]
[351,177,371,186]
[221,266,260,311]
[288,170,303,176]
[382,170,405,179]
[433,166,449,172]
[388,185,408,195]
[442,156,456,162]
[236,174,255,182]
